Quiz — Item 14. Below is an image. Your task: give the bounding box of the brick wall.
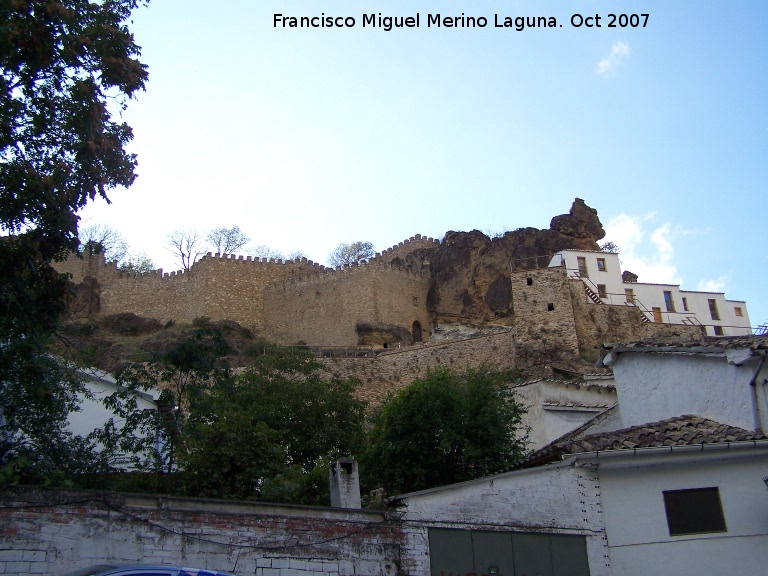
[0,487,402,576]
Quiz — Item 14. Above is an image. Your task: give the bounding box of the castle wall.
[376,234,440,264]
[511,267,581,357]
[321,330,518,405]
[264,262,431,346]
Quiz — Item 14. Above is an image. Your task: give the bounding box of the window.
[597,284,607,298]
[625,288,635,304]
[734,307,743,317]
[663,291,675,312]
[526,277,533,286]
[547,303,555,311]
[663,487,726,536]
[714,325,724,336]
[708,299,720,321]
[682,297,689,311]
[596,258,606,272]
[577,256,588,278]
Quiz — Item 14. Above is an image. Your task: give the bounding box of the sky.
[78,0,768,328]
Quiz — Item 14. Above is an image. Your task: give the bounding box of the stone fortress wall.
[56,199,705,386]
[57,237,438,347]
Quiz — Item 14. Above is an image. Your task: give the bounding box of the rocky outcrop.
[394,198,606,324]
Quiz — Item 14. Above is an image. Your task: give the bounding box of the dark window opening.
[682,297,689,311]
[547,303,555,311]
[526,277,533,286]
[597,284,607,298]
[664,290,675,312]
[663,487,726,536]
[714,325,724,336]
[708,299,720,321]
[412,321,423,342]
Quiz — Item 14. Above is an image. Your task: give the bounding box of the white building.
[72,367,163,468]
[394,336,768,576]
[548,249,751,337]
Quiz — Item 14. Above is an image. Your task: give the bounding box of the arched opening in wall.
[412,321,423,343]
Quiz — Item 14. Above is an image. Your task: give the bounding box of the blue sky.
[79,0,768,327]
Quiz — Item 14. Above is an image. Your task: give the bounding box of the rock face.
[393,198,606,324]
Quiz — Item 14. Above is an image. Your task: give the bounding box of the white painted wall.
[598,450,768,576]
[607,352,760,431]
[69,369,161,467]
[548,250,753,335]
[512,380,617,450]
[398,464,612,576]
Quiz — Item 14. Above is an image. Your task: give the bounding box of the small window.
[682,297,689,311]
[596,258,606,272]
[708,299,720,321]
[597,258,606,272]
[547,303,555,311]
[663,487,726,536]
[625,288,635,304]
[526,277,533,286]
[734,307,743,317]
[597,284,607,298]
[714,325,724,336]
[664,291,675,313]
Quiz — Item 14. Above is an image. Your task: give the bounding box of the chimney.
[329,457,361,509]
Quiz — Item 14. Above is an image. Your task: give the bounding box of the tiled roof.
[521,414,766,468]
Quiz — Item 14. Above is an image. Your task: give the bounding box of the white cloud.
[697,276,728,293]
[596,42,631,76]
[602,213,682,285]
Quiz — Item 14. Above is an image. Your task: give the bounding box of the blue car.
[62,566,239,576]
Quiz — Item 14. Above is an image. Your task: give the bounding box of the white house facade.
[394,336,768,576]
[548,249,752,337]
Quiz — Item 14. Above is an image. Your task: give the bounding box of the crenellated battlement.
[58,238,433,346]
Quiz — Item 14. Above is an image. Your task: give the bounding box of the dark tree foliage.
[0,0,148,479]
[109,322,233,476]
[1,0,149,256]
[361,366,528,496]
[182,345,366,504]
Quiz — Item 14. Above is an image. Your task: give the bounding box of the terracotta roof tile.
[522,415,766,468]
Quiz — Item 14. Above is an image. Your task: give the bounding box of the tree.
[1,0,149,258]
[248,244,285,261]
[181,345,366,503]
[207,225,250,255]
[361,366,527,495]
[80,223,129,263]
[0,0,148,482]
[328,241,376,268]
[166,229,205,271]
[118,251,154,275]
[111,323,233,475]
[600,241,621,254]
[287,250,308,261]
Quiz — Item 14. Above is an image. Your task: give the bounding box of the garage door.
[428,528,590,576]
